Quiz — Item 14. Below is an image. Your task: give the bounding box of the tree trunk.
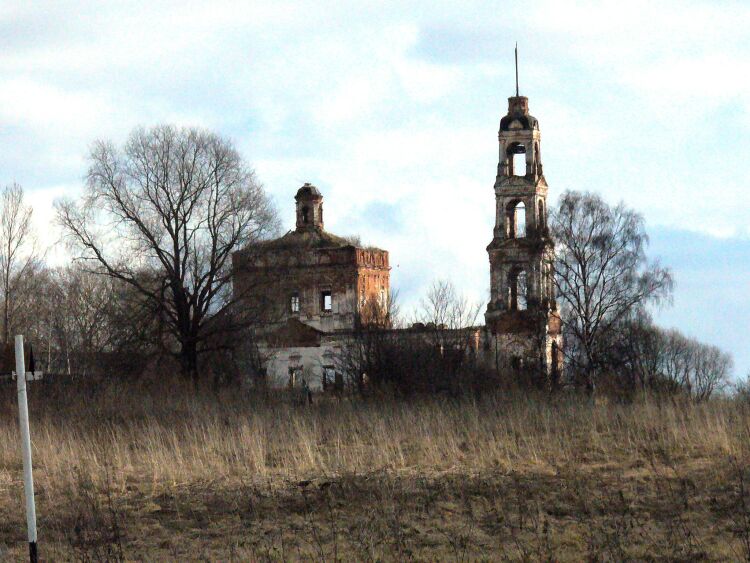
[180,340,199,382]
[2,287,9,344]
[584,364,596,399]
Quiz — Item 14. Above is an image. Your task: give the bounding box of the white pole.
[15,335,38,563]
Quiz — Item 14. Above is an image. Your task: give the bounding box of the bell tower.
[295,183,324,232]
[485,49,562,380]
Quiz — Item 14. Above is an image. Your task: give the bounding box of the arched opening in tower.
[506,142,526,176]
[509,268,528,311]
[516,270,528,310]
[506,201,526,238]
[515,202,526,237]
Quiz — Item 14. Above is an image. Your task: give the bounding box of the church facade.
[232,88,562,389]
[232,184,390,389]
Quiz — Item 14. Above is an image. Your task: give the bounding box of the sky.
[1,1,749,378]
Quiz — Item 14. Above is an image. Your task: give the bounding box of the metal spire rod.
[515,43,519,96]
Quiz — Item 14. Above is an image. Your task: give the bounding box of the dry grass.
[1,379,749,560]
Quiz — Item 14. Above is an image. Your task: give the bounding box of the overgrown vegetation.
[1,379,750,560]
[0,129,740,559]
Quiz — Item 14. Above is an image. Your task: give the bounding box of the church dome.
[499,96,539,131]
[499,114,539,131]
[295,183,322,199]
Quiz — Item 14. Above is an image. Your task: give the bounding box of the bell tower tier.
[484,88,562,382]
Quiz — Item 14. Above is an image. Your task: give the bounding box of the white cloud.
[0,77,111,130]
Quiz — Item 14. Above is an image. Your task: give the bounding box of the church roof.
[499,95,539,131]
[295,183,322,199]
[254,228,357,251]
[235,183,386,256]
[499,113,539,131]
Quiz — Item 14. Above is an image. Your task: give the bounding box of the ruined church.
[232,184,390,389]
[233,84,562,388]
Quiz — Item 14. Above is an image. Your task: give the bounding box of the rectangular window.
[322,366,335,390]
[321,290,332,312]
[335,370,344,391]
[290,292,300,313]
[288,366,302,388]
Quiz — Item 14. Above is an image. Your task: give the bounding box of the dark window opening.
[506,200,526,238]
[302,206,310,223]
[288,366,302,388]
[507,142,526,176]
[322,366,335,390]
[290,292,300,314]
[517,270,528,310]
[321,290,332,312]
[509,269,528,311]
[515,202,526,237]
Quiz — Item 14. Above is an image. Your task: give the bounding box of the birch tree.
[0,183,39,343]
[550,190,673,393]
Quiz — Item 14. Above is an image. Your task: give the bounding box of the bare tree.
[57,125,279,379]
[415,279,483,393]
[44,265,128,376]
[736,374,750,403]
[339,279,485,396]
[603,314,665,393]
[0,183,40,343]
[550,191,673,393]
[359,287,401,329]
[600,313,731,400]
[657,328,692,393]
[417,279,481,331]
[688,339,732,401]
[657,329,732,401]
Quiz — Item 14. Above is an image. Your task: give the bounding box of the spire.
[503,43,534,122]
[515,43,519,97]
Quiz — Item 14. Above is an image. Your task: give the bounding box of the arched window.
[517,270,528,310]
[515,202,526,237]
[505,200,526,238]
[302,206,310,223]
[506,142,526,176]
[508,268,527,311]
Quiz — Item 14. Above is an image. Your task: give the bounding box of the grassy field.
[1,379,749,561]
